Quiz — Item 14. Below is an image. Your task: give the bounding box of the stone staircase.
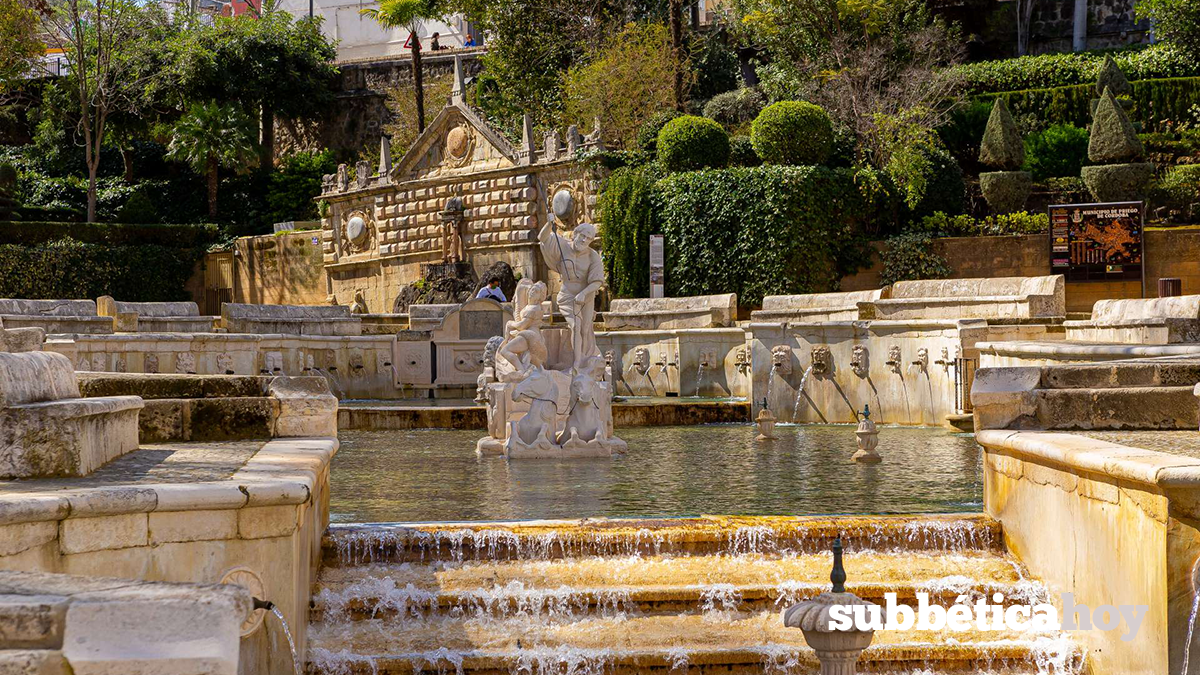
[306,515,1084,675]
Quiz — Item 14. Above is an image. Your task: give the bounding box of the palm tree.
[361,0,444,134]
[166,101,257,218]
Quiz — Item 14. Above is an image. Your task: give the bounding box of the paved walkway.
[0,441,264,493]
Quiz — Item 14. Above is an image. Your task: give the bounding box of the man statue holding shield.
[538,189,604,372]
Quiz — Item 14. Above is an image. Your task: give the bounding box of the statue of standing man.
[538,190,604,372]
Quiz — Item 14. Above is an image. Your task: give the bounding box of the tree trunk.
[87,164,98,223]
[260,100,275,172]
[669,0,684,110]
[121,147,134,182]
[207,155,219,219]
[412,27,425,133]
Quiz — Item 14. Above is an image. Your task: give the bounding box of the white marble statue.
[475,189,625,459]
[538,190,603,372]
[505,366,560,453]
[496,279,549,382]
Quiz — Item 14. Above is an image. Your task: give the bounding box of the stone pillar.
[1072,0,1088,51]
[378,136,392,183]
[451,54,466,105]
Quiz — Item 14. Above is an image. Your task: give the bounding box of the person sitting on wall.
[431,32,443,50]
[464,34,476,47]
[476,278,507,302]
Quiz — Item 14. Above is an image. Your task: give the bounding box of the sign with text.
[1049,201,1143,282]
[649,234,665,299]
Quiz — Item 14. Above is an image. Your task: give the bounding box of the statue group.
[475,190,627,458]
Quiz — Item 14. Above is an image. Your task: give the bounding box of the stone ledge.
[976,429,1200,489]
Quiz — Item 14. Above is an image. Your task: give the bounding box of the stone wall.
[1028,0,1150,54]
[976,429,1200,675]
[229,230,330,307]
[842,230,1200,314]
[0,436,338,675]
[275,51,486,162]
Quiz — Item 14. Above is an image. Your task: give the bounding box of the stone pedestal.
[756,408,777,441]
[851,416,881,463]
[783,591,876,674]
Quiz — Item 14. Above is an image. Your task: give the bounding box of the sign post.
[1049,201,1144,297]
[649,234,665,299]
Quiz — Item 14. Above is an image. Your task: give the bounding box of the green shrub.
[1081,163,1156,201]
[940,100,993,171]
[637,110,685,154]
[880,233,952,287]
[916,211,1049,236]
[654,165,876,304]
[0,221,220,248]
[656,115,730,172]
[690,32,741,101]
[703,88,767,131]
[728,136,761,167]
[264,150,337,227]
[116,189,158,224]
[886,143,966,219]
[953,43,1198,94]
[0,237,204,301]
[983,77,1200,133]
[1023,124,1090,179]
[1042,176,1092,204]
[599,164,663,298]
[1157,165,1200,205]
[750,101,834,165]
[851,166,907,237]
[980,171,1032,214]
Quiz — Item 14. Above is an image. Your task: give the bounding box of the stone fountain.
[476,190,626,458]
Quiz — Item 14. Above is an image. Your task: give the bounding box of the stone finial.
[1095,55,1131,98]
[566,124,582,155]
[782,538,876,674]
[978,98,1023,170]
[584,117,605,150]
[851,405,881,463]
[755,405,777,441]
[543,130,562,162]
[378,136,393,182]
[519,113,536,165]
[1089,87,1144,163]
[354,160,371,188]
[451,54,466,105]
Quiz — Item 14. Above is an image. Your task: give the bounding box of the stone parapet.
[857,275,1065,321]
[751,289,887,323]
[0,569,249,675]
[1063,295,1200,344]
[221,303,361,337]
[604,294,737,331]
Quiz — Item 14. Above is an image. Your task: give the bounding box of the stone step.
[307,614,1082,675]
[321,515,1003,567]
[311,551,1039,621]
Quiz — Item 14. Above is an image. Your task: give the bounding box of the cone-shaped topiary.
[1088,87,1144,163]
[1095,55,1132,98]
[978,99,1024,170]
[1081,86,1152,201]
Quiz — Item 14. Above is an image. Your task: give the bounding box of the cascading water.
[312,366,346,400]
[308,516,1084,675]
[695,361,707,397]
[1181,558,1200,675]
[790,365,814,423]
[269,606,301,675]
[765,363,779,414]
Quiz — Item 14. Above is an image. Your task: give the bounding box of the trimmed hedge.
[0,221,221,248]
[0,237,205,301]
[750,101,834,166]
[1023,124,1090,180]
[915,211,1049,236]
[954,43,1199,95]
[982,77,1200,132]
[655,165,874,305]
[657,116,730,172]
[599,164,663,298]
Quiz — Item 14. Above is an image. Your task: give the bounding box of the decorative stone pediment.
[391,103,518,183]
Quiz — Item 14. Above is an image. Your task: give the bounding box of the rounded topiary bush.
[979,171,1033,214]
[656,115,730,172]
[750,101,834,165]
[638,110,685,154]
[703,88,766,131]
[1081,163,1155,202]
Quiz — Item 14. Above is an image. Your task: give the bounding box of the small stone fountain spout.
[783,538,876,675]
[852,404,881,464]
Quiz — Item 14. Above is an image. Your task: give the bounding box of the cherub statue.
[496,278,549,381]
